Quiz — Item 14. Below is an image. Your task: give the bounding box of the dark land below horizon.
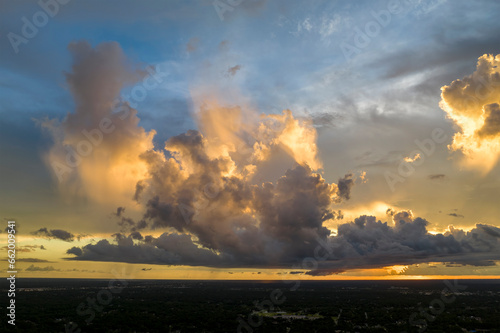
[2,278,500,332]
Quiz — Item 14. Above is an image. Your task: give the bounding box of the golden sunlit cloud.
[440,53,500,172]
[403,153,421,163]
[39,41,155,208]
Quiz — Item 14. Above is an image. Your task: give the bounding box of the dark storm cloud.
[67,159,353,268]
[479,224,500,238]
[67,233,228,267]
[32,227,75,242]
[66,247,83,256]
[393,210,413,224]
[133,163,341,265]
[67,212,500,275]
[306,217,500,276]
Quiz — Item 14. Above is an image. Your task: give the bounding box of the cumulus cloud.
[307,216,500,275]
[440,54,500,171]
[53,53,357,270]
[39,41,330,217]
[67,212,500,275]
[392,210,413,224]
[38,41,155,206]
[36,41,500,276]
[130,162,343,266]
[66,247,83,256]
[67,233,226,266]
[28,40,354,271]
[114,95,344,267]
[37,41,358,272]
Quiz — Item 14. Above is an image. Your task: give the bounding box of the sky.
[1,0,500,280]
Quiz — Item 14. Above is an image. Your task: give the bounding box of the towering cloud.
[440,54,500,172]
[38,42,357,268]
[126,93,352,266]
[39,41,155,206]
